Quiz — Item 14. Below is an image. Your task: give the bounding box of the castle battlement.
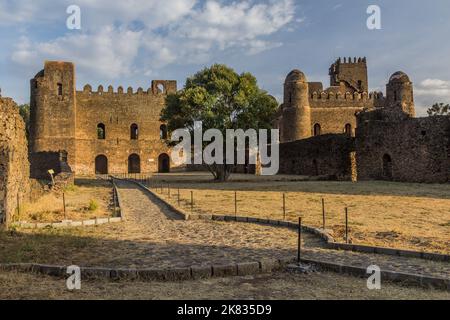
[79,80,176,96]
[310,91,384,101]
[332,57,367,65]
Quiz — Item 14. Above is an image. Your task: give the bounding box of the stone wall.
[356,114,450,183]
[30,61,176,176]
[30,151,72,180]
[0,96,30,225]
[278,134,355,180]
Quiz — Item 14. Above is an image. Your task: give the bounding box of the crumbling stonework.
[274,57,448,183]
[30,61,176,176]
[278,134,355,180]
[356,111,450,183]
[275,57,410,142]
[0,95,30,225]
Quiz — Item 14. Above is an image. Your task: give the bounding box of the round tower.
[386,71,415,117]
[281,70,311,142]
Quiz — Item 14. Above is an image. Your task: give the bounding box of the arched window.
[95,155,108,175]
[128,154,141,174]
[313,124,321,136]
[160,124,168,140]
[158,154,170,173]
[57,83,63,96]
[97,123,106,140]
[344,123,352,136]
[130,123,139,140]
[157,83,165,94]
[382,154,393,180]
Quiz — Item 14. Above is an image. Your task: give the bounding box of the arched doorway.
[158,154,170,173]
[313,124,321,136]
[382,154,393,180]
[312,159,319,176]
[95,155,108,175]
[344,123,352,136]
[128,154,141,174]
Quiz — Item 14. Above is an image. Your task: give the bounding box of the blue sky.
[1,0,449,115]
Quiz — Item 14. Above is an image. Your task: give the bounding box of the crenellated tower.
[329,57,368,94]
[30,61,77,168]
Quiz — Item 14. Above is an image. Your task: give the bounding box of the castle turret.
[281,70,311,142]
[386,71,415,117]
[30,61,77,168]
[329,57,368,94]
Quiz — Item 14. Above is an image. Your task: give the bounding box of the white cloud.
[12,26,142,78]
[414,79,450,115]
[416,79,450,99]
[6,0,296,79]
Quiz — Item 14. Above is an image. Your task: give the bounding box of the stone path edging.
[12,180,124,229]
[127,179,450,263]
[1,258,448,291]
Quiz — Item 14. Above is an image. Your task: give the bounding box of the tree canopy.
[427,103,450,116]
[160,64,278,181]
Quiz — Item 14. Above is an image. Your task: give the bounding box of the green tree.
[427,103,450,116]
[18,104,30,140]
[161,64,278,181]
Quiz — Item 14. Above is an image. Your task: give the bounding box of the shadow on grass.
[0,227,302,269]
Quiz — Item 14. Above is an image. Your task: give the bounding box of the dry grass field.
[20,179,113,223]
[146,173,450,254]
[1,269,448,300]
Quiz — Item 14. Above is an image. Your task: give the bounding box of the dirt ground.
[0,269,448,300]
[20,179,114,223]
[144,173,450,254]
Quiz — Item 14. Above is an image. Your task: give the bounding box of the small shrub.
[88,199,99,212]
[65,184,79,192]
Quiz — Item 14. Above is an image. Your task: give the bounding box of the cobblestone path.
[99,180,449,280]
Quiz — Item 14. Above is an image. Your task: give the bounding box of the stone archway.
[95,155,108,175]
[128,154,141,174]
[158,153,170,173]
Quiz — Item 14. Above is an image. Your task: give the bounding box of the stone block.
[81,267,111,280]
[83,219,96,226]
[191,265,212,280]
[237,262,260,276]
[259,259,280,273]
[212,264,237,278]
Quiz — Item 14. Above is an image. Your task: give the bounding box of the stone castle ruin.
[30,61,175,176]
[0,94,31,225]
[276,57,450,183]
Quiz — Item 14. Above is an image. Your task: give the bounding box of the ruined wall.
[356,115,450,183]
[30,61,176,176]
[308,92,384,136]
[279,134,355,180]
[75,83,175,175]
[0,96,30,225]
